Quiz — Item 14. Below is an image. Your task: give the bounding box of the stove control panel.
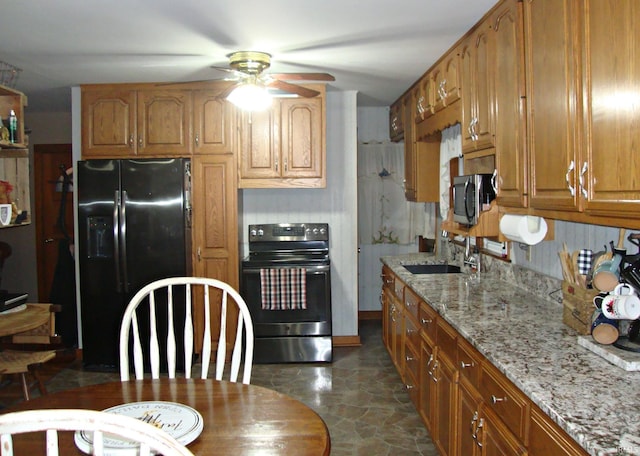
[248,223,329,242]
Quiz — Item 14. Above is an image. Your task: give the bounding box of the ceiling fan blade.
[268,73,335,82]
[266,80,320,98]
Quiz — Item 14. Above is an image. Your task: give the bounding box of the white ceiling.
[0,0,496,113]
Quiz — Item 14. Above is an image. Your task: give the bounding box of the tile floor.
[18,320,438,455]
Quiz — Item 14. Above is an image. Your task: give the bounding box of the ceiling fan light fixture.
[227,82,272,111]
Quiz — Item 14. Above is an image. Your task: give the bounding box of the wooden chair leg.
[27,363,47,398]
[19,373,29,401]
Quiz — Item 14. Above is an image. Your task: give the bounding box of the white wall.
[241,90,359,337]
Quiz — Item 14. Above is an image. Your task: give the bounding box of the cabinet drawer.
[404,286,421,320]
[479,362,530,442]
[457,336,482,389]
[436,318,457,362]
[419,302,437,343]
[394,278,404,301]
[404,313,421,352]
[381,265,394,290]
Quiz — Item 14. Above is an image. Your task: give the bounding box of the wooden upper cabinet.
[524,0,581,212]
[238,84,326,188]
[432,50,460,113]
[137,90,192,156]
[460,23,495,154]
[81,86,192,158]
[81,88,137,157]
[493,0,528,209]
[192,89,234,155]
[389,99,405,142]
[416,74,435,123]
[581,0,640,218]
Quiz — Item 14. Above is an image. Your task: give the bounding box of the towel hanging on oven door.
[260,268,307,310]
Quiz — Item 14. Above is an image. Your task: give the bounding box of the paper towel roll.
[499,214,547,245]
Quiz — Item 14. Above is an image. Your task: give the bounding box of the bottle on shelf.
[8,110,17,143]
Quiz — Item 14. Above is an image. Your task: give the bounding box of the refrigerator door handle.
[114,190,123,293]
[120,190,129,293]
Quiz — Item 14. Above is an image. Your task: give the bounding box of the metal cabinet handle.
[406,355,415,362]
[460,361,475,369]
[420,317,432,325]
[195,133,200,146]
[491,168,498,194]
[565,160,576,196]
[431,360,439,383]
[197,246,201,261]
[475,418,484,448]
[128,134,134,147]
[405,384,415,390]
[579,161,588,198]
[138,136,143,147]
[491,394,507,404]
[470,410,479,434]
[391,116,398,132]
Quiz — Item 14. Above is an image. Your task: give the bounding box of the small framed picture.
[0,204,12,226]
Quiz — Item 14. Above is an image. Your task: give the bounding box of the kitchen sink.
[402,264,462,274]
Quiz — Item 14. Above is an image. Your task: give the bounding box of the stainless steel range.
[240,223,332,363]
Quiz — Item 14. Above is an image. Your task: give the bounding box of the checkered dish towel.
[260,268,307,310]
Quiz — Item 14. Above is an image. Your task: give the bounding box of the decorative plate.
[74,401,203,455]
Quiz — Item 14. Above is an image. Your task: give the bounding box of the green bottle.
[8,110,17,143]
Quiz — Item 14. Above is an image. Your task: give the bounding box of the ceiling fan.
[213,50,335,99]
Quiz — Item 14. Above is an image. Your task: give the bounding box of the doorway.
[33,144,73,302]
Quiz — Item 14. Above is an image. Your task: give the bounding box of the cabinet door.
[493,0,528,208]
[581,0,640,217]
[191,155,238,288]
[460,40,475,151]
[433,50,460,112]
[458,378,482,456]
[239,108,280,179]
[419,337,436,433]
[280,96,323,179]
[416,74,435,122]
[529,406,587,456]
[525,0,581,212]
[137,90,192,156]
[480,406,528,456]
[473,26,494,152]
[190,155,238,354]
[389,100,404,142]
[193,90,234,155]
[81,88,136,157]
[460,24,494,154]
[403,88,418,201]
[433,350,458,456]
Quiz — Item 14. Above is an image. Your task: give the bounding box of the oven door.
[240,263,332,337]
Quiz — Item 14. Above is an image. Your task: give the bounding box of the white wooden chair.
[119,277,254,384]
[0,408,194,456]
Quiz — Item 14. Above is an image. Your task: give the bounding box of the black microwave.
[452,174,496,226]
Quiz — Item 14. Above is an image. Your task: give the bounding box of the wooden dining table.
[2,378,331,455]
[0,304,51,337]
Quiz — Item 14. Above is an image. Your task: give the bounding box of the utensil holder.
[562,280,599,335]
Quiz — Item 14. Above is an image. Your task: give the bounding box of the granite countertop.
[381,253,640,456]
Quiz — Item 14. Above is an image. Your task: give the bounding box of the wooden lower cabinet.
[433,348,458,456]
[380,270,589,456]
[528,406,588,456]
[420,337,436,433]
[458,378,482,456]
[481,405,528,456]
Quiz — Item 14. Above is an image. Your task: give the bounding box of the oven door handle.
[242,264,330,274]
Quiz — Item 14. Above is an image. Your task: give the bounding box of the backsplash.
[446,242,564,307]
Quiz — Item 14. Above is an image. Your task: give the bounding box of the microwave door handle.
[464,178,473,223]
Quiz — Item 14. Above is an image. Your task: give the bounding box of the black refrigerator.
[77,158,192,371]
